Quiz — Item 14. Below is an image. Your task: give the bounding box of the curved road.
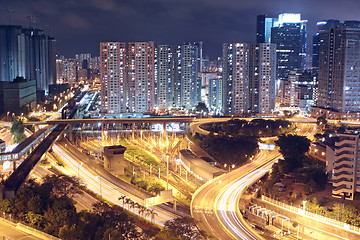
[191,122,316,239]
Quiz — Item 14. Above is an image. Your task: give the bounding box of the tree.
[10,117,26,143]
[118,195,126,208]
[146,209,158,223]
[316,115,327,127]
[148,182,165,195]
[138,205,146,217]
[275,135,311,172]
[194,102,208,113]
[164,216,206,240]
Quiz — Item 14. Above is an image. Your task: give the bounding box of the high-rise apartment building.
[208,74,222,112]
[155,45,174,109]
[222,43,276,114]
[0,25,56,95]
[174,42,202,109]
[100,42,127,114]
[249,43,277,114]
[100,42,154,114]
[222,43,250,114]
[128,42,155,113]
[317,21,360,113]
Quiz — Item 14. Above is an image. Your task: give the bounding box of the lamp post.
[303,200,307,215]
[78,162,83,178]
[95,176,102,198]
[166,154,169,190]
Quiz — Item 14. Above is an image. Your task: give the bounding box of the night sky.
[2,0,360,59]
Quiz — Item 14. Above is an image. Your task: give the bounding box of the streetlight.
[95,176,102,198]
[77,162,83,178]
[166,154,169,190]
[303,200,307,215]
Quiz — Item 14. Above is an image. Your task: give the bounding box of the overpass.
[2,107,78,198]
[1,116,195,198]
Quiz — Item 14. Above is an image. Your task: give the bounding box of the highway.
[191,122,316,239]
[51,139,185,226]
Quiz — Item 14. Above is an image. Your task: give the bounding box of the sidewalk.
[254,196,359,240]
[0,217,43,240]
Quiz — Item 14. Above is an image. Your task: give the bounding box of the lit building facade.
[332,132,360,200]
[174,42,202,109]
[100,42,127,114]
[0,25,56,95]
[222,43,250,114]
[100,42,154,114]
[317,21,360,113]
[155,44,174,109]
[249,43,277,114]
[270,14,307,82]
[222,43,276,114]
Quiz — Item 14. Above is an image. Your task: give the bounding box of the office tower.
[317,21,360,112]
[280,70,317,110]
[256,15,276,44]
[222,43,250,114]
[174,42,202,109]
[312,21,328,73]
[155,45,174,109]
[0,25,56,95]
[270,14,307,83]
[100,42,127,114]
[0,77,36,114]
[249,43,277,114]
[222,43,276,114]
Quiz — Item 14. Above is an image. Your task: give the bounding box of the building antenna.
[26,16,34,28]
[7,9,14,25]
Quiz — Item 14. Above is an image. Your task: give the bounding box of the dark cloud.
[1,0,360,58]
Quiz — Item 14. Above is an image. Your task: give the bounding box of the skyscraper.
[249,43,277,114]
[100,42,154,114]
[155,45,174,109]
[270,13,307,83]
[317,21,360,113]
[0,25,56,95]
[256,15,276,44]
[100,42,127,114]
[222,43,276,114]
[174,42,202,109]
[222,43,250,114]
[128,42,155,113]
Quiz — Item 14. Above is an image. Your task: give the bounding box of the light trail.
[52,143,178,226]
[191,122,316,240]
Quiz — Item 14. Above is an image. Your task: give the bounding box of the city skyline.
[2,0,360,59]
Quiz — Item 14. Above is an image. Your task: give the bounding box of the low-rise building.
[0,77,36,115]
[330,132,360,200]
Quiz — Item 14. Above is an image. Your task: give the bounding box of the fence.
[262,195,360,233]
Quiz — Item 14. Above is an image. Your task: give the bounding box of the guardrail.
[0,214,59,240]
[262,195,360,233]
